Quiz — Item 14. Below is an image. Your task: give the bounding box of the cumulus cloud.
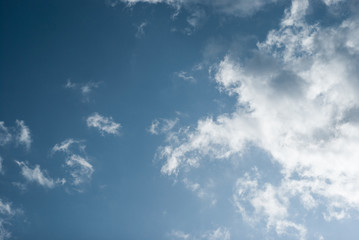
[52,139,94,187]
[15,161,55,188]
[156,0,359,238]
[87,113,121,136]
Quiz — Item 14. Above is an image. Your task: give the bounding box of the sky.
[1,0,359,239]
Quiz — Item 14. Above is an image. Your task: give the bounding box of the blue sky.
[1,0,359,239]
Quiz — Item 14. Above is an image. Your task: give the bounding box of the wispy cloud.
[148,118,178,135]
[175,71,196,83]
[52,139,94,188]
[15,161,55,188]
[0,122,11,146]
[0,199,17,240]
[65,79,101,102]
[87,113,121,136]
[0,120,32,150]
[15,120,31,150]
[113,0,277,17]
[135,21,148,38]
[169,227,230,240]
[0,156,3,175]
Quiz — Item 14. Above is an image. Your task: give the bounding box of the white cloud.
[156,0,359,238]
[65,80,101,102]
[233,171,307,239]
[15,161,55,188]
[87,113,121,136]
[204,227,230,240]
[169,227,230,240]
[0,122,11,146]
[52,139,94,187]
[15,120,31,150]
[0,156,3,175]
[65,79,76,89]
[135,22,148,38]
[0,199,14,240]
[65,154,94,186]
[113,0,277,17]
[0,199,21,240]
[175,71,196,83]
[148,118,178,135]
[52,138,83,153]
[170,230,191,239]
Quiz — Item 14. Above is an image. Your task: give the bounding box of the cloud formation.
[87,113,121,136]
[65,79,101,102]
[169,227,230,240]
[156,0,359,238]
[15,120,31,150]
[0,120,32,150]
[0,199,19,240]
[148,118,178,135]
[113,0,277,17]
[52,139,94,187]
[15,161,55,188]
[0,122,11,146]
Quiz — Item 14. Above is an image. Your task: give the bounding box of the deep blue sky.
[1,0,359,239]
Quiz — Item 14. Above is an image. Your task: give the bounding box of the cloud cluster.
[157,0,359,238]
[0,120,32,150]
[0,199,19,240]
[52,139,94,187]
[87,113,121,136]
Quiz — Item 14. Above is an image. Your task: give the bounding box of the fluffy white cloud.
[15,161,55,188]
[15,120,31,150]
[52,139,94,187]
[87,113,121,136]
[157,0,359,238]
